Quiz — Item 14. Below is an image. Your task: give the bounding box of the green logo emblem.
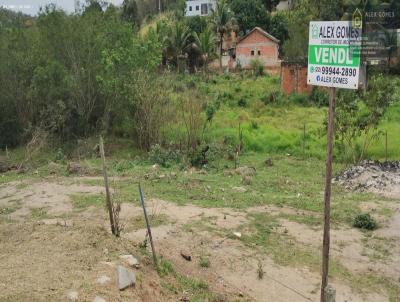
[352,8,362,29]
[311,25,319,39]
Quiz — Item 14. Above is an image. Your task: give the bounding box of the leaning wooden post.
[139,183,158,268]
[320,87,336,302]
[99,136,116,236]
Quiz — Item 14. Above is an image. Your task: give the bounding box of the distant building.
[280,62,312,95]
[185,0,215,17]
[234,27,280,70]
[275,0,293,11]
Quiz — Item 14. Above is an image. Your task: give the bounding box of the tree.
[185,15,208,34]
[228,0,269,35]
[311,0,343,20]
[267,11,288,54]
[193,26,217,72]
[121,0,140,28]
[335,75,398,163]
[164,21,192,71]
[263,0,280,12]
[211,0,236,70]
[282,0,316,62]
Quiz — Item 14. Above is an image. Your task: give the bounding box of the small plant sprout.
[199,256,210,268]
[257,260,264,280]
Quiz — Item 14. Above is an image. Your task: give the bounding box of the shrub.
[238,98,247,107]
[148,144,180,168]
[310,87,329,107]
[250,58,264,76]
[353,213,377,230]
[199,256,210,268]
[250,120,259,129]
[288,93,309,106]
[262,91,286,105]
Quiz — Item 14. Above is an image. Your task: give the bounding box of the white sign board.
[307,21,362,89]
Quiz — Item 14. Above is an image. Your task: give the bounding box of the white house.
[185,0,216,17]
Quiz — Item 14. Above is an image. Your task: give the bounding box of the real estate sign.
[307,21,362,89]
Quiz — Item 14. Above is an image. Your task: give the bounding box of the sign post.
[307,21,362,302]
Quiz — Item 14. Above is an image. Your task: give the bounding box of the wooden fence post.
[320,87,336,302]
[99,136,117,236]
[139,183,158,268]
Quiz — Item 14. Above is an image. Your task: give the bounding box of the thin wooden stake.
[5,145,9,158]
[139,183,158,268]
[99,136,116,236]
[303,123,306,156]
[321,87,336,302]
[385,130,388,162]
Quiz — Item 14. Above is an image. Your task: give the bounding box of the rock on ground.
[120,255,139,268]
[116,265,136,290]
[96,275,111,285]
[93,296,106,302]
[235,166,256,177]
[232,186,247,193]
[66,290,78,301]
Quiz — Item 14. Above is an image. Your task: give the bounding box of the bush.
[250,120,259,129]
[261,91,286,105]
[310,87,329,107]
[199,256,210,268]
[288,93,309,106]
[238,98,247,107]
[353,213,377,230]
[250,58,264,76]
[148,144,180,168]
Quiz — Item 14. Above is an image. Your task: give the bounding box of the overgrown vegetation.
[353,213,378,230]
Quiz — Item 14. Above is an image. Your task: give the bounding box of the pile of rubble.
[334,160,400,193]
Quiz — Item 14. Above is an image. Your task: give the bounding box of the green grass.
[161,73,400,161]
[199,256,210,268]
[79,153,391,226]
[69,193,104,209]
[128,214,170,232]
[0,206,18,215]
[157,258,217,301]
[30,207,50,219]
[236,211,400,301]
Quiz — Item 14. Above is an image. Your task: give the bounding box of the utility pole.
[320,87,336,302]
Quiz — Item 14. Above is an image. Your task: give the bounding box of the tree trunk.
[219,33,223,71]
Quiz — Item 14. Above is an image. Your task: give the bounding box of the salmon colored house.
[235,27,280,69]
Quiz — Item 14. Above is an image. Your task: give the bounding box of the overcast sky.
[0,0,123,15]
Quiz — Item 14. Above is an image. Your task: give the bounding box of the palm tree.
[211,0,236,70]
[164,22,192,71]
[192,26,217,72]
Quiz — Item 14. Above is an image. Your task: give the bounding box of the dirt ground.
[0,176,399,302]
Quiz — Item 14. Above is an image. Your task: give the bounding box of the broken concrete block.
[116,265,136,291]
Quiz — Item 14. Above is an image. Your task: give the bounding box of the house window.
[189,6,192,11]
[201,3,208,15]
[251,50,254,56]
[258,50,261,55]
[196,5,199,11]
